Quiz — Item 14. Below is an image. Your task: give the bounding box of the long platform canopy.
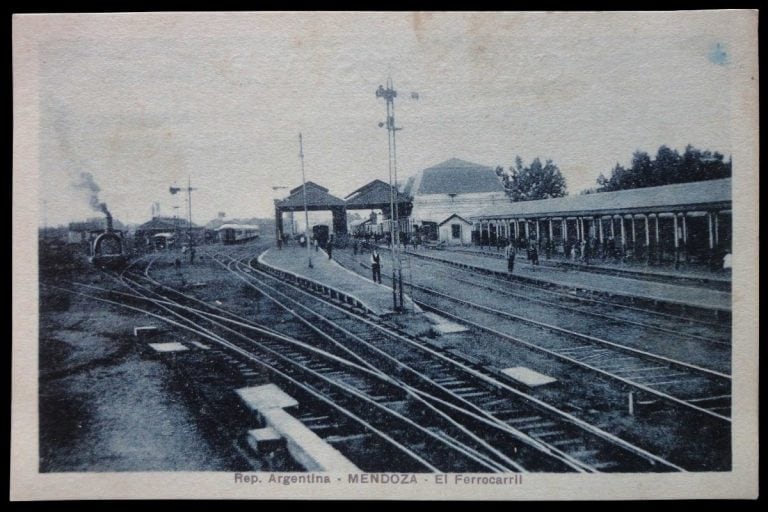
[471,178,732,220]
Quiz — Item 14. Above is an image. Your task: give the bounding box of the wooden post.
[599,216,604,243]
[682,212,688,262]
[714,212,720,246]
[673,214,679,248]
[631,215,637,245]
[620,216,626,255]
[562,218,567,253]
[644,215,650,246]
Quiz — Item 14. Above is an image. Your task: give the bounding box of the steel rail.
[48,282,487,473]
[238,253,684,471]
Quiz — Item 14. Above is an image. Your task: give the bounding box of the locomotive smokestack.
[104,207,113,232]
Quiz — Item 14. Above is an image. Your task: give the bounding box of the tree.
[595,145,731,192]
[502,157,568,201]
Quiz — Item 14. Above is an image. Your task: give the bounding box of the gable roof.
[416,158,505,195]
[345,179,410,207]
[290,181,328,195]
[471,178,732,219]
[277,182,346,209]
[438,213,471,226]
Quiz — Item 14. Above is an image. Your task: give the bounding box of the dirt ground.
[37,242,276,472]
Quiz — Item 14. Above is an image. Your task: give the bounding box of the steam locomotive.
[89,213,127,269]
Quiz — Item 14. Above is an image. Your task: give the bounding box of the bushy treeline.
[593,145,731,193]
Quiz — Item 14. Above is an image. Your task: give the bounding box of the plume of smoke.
[75,172,112,229]
[75,172,110,215]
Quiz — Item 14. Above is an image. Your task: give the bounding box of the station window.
[452,224,461,239]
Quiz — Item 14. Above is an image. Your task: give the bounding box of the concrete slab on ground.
[502,366,557,387]
[260,246,420,316]
[237,383,299,411]
[148,342,189,353]
[237,384,358,472]
[423,311,468,334]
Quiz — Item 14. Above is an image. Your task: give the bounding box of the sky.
[33,12,739,227]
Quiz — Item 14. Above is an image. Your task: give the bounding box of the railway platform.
[397,246,732,313]
[259,245,420,317]
[443,245,732,288]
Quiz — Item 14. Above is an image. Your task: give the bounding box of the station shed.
[471,178,732,267]
[438,214,473,245]
[274,182,348,240]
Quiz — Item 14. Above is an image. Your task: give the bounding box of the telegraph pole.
[376,78,404,312]
[169,178,196,249]
[187,176,194,248]
[299,133,313,269]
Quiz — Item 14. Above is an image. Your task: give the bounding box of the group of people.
[503,241,539,274]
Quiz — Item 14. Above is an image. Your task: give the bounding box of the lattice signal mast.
[376,78,405,311]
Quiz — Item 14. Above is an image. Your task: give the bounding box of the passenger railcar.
[217,224,261,245]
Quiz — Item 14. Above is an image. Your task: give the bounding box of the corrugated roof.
[417,158,505,195]
[472,178,732,219]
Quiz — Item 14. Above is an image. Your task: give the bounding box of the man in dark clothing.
[371,250,382,283]
[327,241,333,260]
[504,242,516,273]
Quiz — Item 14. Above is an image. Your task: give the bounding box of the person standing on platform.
[353,239,358,255]
[189,246,196,264]
[371,249,382,283]
[327,236,333,259]
[314,238,319,252]
[505,242,516,274]
[277,233,283,250]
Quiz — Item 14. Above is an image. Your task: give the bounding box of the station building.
[403,158,508,242]
[134,216,205,248]
[470,178,732,266]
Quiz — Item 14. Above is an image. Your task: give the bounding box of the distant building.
[134,216,204,247]
[68,217,125,244]
[403,158,508,241]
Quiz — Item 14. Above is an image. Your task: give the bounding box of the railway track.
[400,247,731,330]
[335,251,731,423]
[401,254,729,348]
[207,251,683,472]
[58,273,525,473]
